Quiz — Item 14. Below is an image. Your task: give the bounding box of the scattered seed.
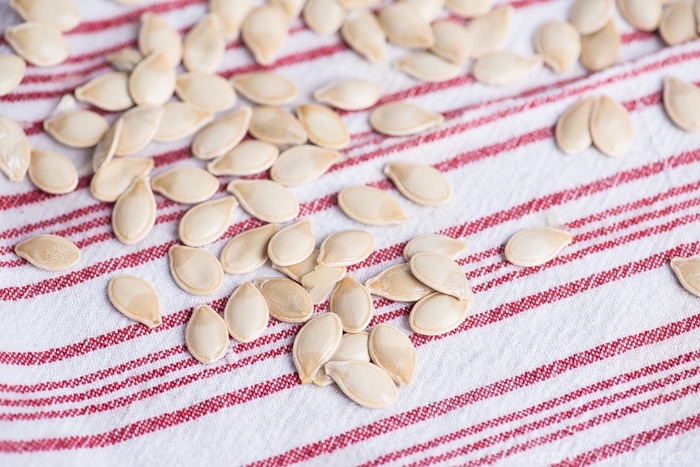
[28,149,78,195]
[9,0,80,32]
[364,263,434,301]
[590,95,633,157]
[138,13,182,67]
[659,2,698,46]
[294,313,343,383]
[231,71,298,106]
[325,360,397,408]
[338,185,407,225]
[89,157,154,202]
[384,162,451,206]
[267,219,315,267]
[220,223,278,274]
[368,323,416,386]
[270,145,342,186]
[227,179,300,223]
[379,3,434,48]
[617,0,662,31]
[301,264,346,303]
[409,292,471,336]
[580,20,620,72]
[0,54,25,97]
[403,233,467,261]
[400,0,444,22]
[224,282,269,342]
[670,257,700,297]
[663,77,700,132]
[369,101,444,136]
[463,6,511,59]
[151,166,219,204]
[92,118,123,173]
[555,97,595,155]
[568,0,612,34]
[15,234,80,271]
[248,106,307,146]
[303,0,345,35]
[107,275,161,329]
[153,102,214,142]
[169,244,224,295]
[430,21,471,64]
[115,106,164,156]
[444,0,492,18]
[394,51,461,83]
[112,175,156,244]
[43,110,109,149]
[330,275,373,333]
[183,13,225,73]
[176,72,237,113]
[211,0,252,39]
[340,10,386,63]
[185,304,229,364]
[179,196,238,247]
[272,249,320,282]
[107,47,143,72]
[207,140,279,176]
[313,79,380,111]
[296,104,349,149]
[255,277,314,323]
[533,20,581,74]
[129,52,176,107]
[0,118,30,182]
[242,5,288,66]
[75,72,134,112]
[4,22,69,67]
[313,332,371,387]
[270,0,306,18]
[409,252,472,300]
[318,230,374,267]
[472,51,542,86]
[504,226,573,267]
[192,107,252,160]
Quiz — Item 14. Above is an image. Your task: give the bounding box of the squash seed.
[129,52,176,107]
[4,22,69,67]
[107,275,161,329]
[463,6,511,59]
[663,77,700,132]
[9,0,80,32]
[365,263,434,301]
[248,106,307,146]
[242,5,288,66]
[272,249,320,282]
[92,119,123,173]
[340,10,386,63]
[179,196,238,247]
[224,282,269,342]
[296,104,350,149]
[28,149,78,195]
[533,20,581,74]
[185,304,229,364]
[112,175,156,244]
[409,252,472,300]
[210,0,252,40]
[403,233,467,261]
[75,72,134,112]
[183,14,225,74]
[138,13,182,68]
[580,20,620,72]
[384,162,451,206]
[617,0,662,31]
[231,72,298,106]
[330,275,373,333]
[369,101,444,136]
[255,277,314,323]
[153,102,214,142]
[270,145,343,186]
[325,360,397,408]
[504,226,573,267]
[107,47,143,72]
[0,118,30,183]
[89,157,154,202]
[0,54,25,97]
[227,179,299,223]
[220,223,278,274]
[444,0,492,18]
[294,313,343,384]
[192,107,252,160]
[151,166,219,204]
[555,97,595,155]
[270,0,306,18]
[313,79,380,111]
[472,51,543,87]
[430,21,471,65]
[568,0,612,34]
[267,219,315,267]
[318,229,374,267]
[368,323,416,386]
[43,110,109,149]
[670,257,700,297]
[338,185,407,225]
[409,292,471,336]
[115,106,164,156]
[303,0,345,35]
[400,0,444,22]
[313,332,370,387]
[15,234,80,271]
[590,95,633,157]
[176,72,237,113]
[169,245,224,295]
[395,51,462,83]
[379,3,434,48]
[207,140,279,176]
[301,264,347,304]
[659,2,698,46]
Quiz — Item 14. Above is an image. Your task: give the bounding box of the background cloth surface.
[1,0,700,466]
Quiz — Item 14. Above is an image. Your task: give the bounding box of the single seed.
[301,264,346,303]
[365,263,434,301]
[338,185,407,225]
[294,313,343,384]
[568,0,612,34]
[0,118,30,182]
[107,275,161,329]
[151,166,220,204]
[340,10,385,63]
[580,20,620,72]
[220,223,278,274]
[409,252,472,301]
[115,106,164,156]
[617,0,662,31]
[207,140,279,176]
[89,157,154,202]
[409,292,471,336]
[303,0,345,35]
[313,79,380,111]
[138,13,182,68]
[590,95,633,157]
[107,47,143,72]
[472,51,543,86]
[28,149,78,195]
[395,51,461,83]
[504,226,573,267]
[185,304,229,364]
[75,72,134,112]
[210,0,252,39]
[444,0,492,18]
[192,107,252,160]
[270,0,306,18]
[533,21,581,74]
[0,54,25,97]
[169,245,224,295]
[370,101,444,136]
[112,175,156,244]
[403,234,467,261]
[313,332,370,387]
[430,21,471,65]
[670,257,700,297]
[368,323,416,386]
[379,3,434,48]
[463,6,511,59]
[272,249,320,282]
[267,219,315,267]
[9,0,80,32]
[14,234,80,271]
[663,77,700,132]
[231,71,298,106]
[255,277,314,323]
[43,110,109,149]
[227,179,299,223]
[248,106,307,146]
[330,275,373,333]
[92,119,123,173]
[318,230,374,267]
[179,196,238,247]
[183,14,225,74]
[176,72,237,113]
[400,0,444,22]
[325,360,397,408]
[659,2,698,46]
[242,5,288,66]
[4,22,69,67]
[296,104,350,149]
[270,145,343,186]
[384,162,451,206]
[555,97,595,155]
[153,102,214,142]
[224,282,269,342]
[129,52,176,107]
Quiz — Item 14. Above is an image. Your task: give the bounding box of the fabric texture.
[1,0,700,465]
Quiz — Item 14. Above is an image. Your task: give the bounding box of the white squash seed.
[129,52,176,107]
[568,0,612,34]
[379,3,434,48]
[248,106,308,146]
[220,223,278,274]
[555,97,595,155]
[330,275,374,333]
[296,104,350,149]
[444,0,492,18]
[106,48,143,72]
[0,54,25,97]
[4,22,69,67]
[176,72,237,113]
[384,162,451,206]
[270,145,343,186]
[401,0,444,22]
[207,140,279,176]
[395,51,461,83]
[210,0,252,39]
[90,157,154,202]
[430,21,471,65]
[303,0,345,35]
[112,175,156,245]
[183,14,225,74]
[224,282,269,342]
[325,360,397,408]
[169,245,224,295]
[227,179,299,223]
[663,77,700,131]
[179,196,238,247]
[92,119,123,174]
[403,234,467,260]
[590,95,633,157]
[272,249,320,282]
[75,72,134,112]
[255,277,314,323]
[15,234,80,271]
[153,102,214,142]
[313,79,380,111]
[338,185,407,225]
[28,149,78,195]
[533,21,581,74]
[9,0,80,32]
[115,106,164,156]
[43,110,109,149]
[151,166,219,204]
[369,101,444,136]
[138,13,182,67]
[0,118,30,183]
[232,72,298,106]
[267,219,315,267]
[318,230,374,267]
[670,257,700,297]
[340,10,386,63]
[270,0,306,18]
[364,263,434,301]
[242,5,288,66]
[303,264,347,303]
[368,323,416,387]
[617,0,662,31]
[580,20,620,72]
[409,292,471,336]
[293,313,343,384]
[185,304,229,364]
[472,51,543,86]
[192,107,251,160]
[409,252,472,300]
[313,332,371,387]
[463,6,511,59]
[504,226,573,267]
[659,2,698,46]
[108,275,161,329]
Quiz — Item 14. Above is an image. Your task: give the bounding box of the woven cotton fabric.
[1,0,700,465]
